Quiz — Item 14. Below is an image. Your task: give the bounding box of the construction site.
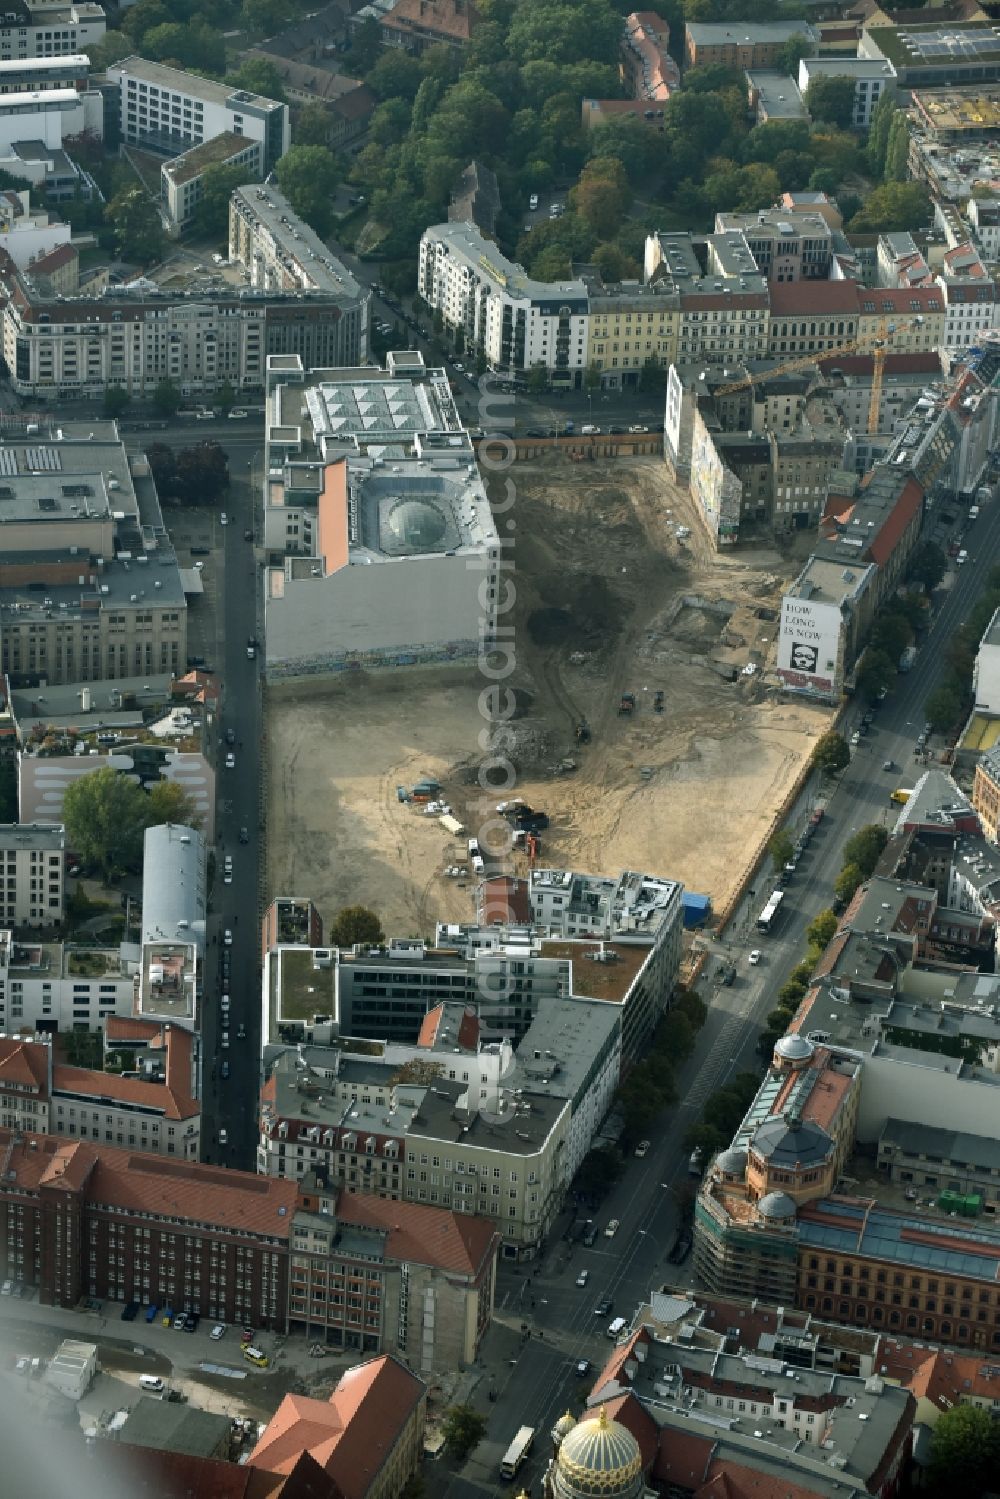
[264,455,832,939]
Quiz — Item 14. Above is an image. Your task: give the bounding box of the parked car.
[239,826,249,844]
[576,1359,592,1377]
[225,752,235,770]
[210,1324,226,1341]
[668,1230,693,1263]
[604,1218,620,1238]
[748,950,762,966]
[595,1297,613,1318]
[224,928,233,945]
[221,1060,230,1080]
[575,1269,590,1287]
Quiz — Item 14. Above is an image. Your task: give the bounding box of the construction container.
[682,892,711,929]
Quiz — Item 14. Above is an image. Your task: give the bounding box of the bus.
[756,890,785,933]
[500,1426,535,1480]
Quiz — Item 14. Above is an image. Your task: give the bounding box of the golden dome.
[554,1409,577,1441]
[554,1405,643,1498]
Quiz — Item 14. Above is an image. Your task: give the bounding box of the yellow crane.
[714,316,898,435]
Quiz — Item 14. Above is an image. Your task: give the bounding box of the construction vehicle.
[653,691,664,713]
[575,719,591,743]
[617,692,636,716]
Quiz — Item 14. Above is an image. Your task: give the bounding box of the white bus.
[757,889,785,933]
[500,1425,535,1480]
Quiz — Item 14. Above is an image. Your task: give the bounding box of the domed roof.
[751,1113,830,1168]
[385,497,448,550]
[555,1406,643,1498]
[716,1147,748,1178]
[758,1190,798,1220]
[774,1032,815,1063]
[554,1410,577,1442]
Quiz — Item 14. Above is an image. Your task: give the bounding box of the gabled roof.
[251,1355,425,1499]
[0,1036,48,1093]
[334,1190,499,1277]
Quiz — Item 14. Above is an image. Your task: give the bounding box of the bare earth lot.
[265,456,830,936]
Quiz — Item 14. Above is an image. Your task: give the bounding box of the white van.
[139,1375,165,1393]
[471,853,485,874]
[607,1316,627,1339]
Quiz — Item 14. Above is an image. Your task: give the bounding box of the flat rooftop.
[111,55,283,112]
[539,939,649,1004]
[232,183,362,302]
[162,131,259,186]
[798,1193,1000,1283]
[424,221,587,306]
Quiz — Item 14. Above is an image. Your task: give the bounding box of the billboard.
[777,594,841,694]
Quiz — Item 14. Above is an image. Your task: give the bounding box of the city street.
[441,496,1000,1497]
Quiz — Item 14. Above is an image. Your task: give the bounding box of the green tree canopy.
[769,830,794,871]
[805,75,856,131]
[275,144,339,235]
[194,162,248,239]
[843,825,889,878]
[856,647,895,702]
[908,540,947,592]
[106,185,163,265]
[848,181,931,233]
[227,57,286,101]
[813,731,850,774]
[442,1404,487,1461]
[367,49,425,102]
[925,683,962,733]
[927,1402,1000,1491]
[806,909,839,951]
[147,780,202,828]
[330,905,384,947]
[103,387,131,418]
[152,380,181,417]
[294,102,332,147]
[62,768,152,879]
[142,20,226,73]
[834,861,864,905]
[506,0,623,67]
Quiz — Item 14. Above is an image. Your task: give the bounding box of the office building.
[798,56,896,127]
[861,21,1000,88]
[715,208,834,283]
[260,352,496,676]
[0,422,187,686]
[160,131,262,232]
[0,1,105,61]
[0,928,134,1033]
[108,56,290,171]
[0,822,64,927]
[685,20,818,70]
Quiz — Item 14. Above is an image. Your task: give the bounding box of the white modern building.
[0,1,105,62]
[797,56,896,127]
[418,221,589,385]
[261,351,498,676]
[0,822,64,927]
[108,56,290,171]
[0,927,134,1032]
[161,132,262,232]
[0,187,71,270]
[138,822,205,1024]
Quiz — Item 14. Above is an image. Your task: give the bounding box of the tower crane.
[713,316,899,435]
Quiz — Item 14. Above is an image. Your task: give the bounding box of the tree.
[330,905,384,947]
[573,156,630,238]
[174,443,230,504]
[856,647,895,701]
[194,162,248,240]
[442,1404,487,1461]
[870,610,911,665]
[656,1010,695,1063]
[527,362,548,394]
[778,33,816,76]
[805,75,856,131]
[673,988,707,1030]
[153,379,181,418]
[368,49,424,102]
[106,185,163,264]
[908,540,947,592]
[806,909,839,951]
[925,683,962,733]
[242,0,300,34]
[294,102,331,147]
[216,379,236,416]
[147,780,202,828]
[275,144,339,235]
[848,181,930,233]
[62,767,150,879]
[777,978,807,1008]
[142,20,226,74]
[227,58,286,101]
[0,759,16,823]
[843,825,889,879]
[834,862,864,905]
[574,1145,622,1199]
[813,730,850,774]
[927,1403,1000,1492]
[506,0,624,67]
[103,386,131,419]
[769,829,794,871]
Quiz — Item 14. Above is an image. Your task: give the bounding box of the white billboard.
[777,594,842,693]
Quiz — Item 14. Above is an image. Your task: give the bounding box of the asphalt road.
[443,498,1000,1497]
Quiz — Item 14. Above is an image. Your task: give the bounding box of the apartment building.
[0,1128,294,1325]
[620,11,679,101]
[934,241,999,346]
[0,0,105,61]
[583,275,679,390]
[418,221,589,384]
[0,929,134,1032]
[798,56,896,127]
[161,131,263,232]
[856,285,946,352]
[0,422,187,686]
[648,231,770,367]
[0,823,64,927]
[0,1026,199,1157]
[137,821,205,1026]
[108,56,290,171]
[229,183,369,369]
[685,20,818,70]
[767,280,860,356]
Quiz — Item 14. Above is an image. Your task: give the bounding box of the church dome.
[553,1410,577,1444]
[774,1032,815,1064]
[715,1147,748,1178]
[553,1405,644,1498]
[758,1190,798,1221]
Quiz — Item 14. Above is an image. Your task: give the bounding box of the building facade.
[0,822,64,927]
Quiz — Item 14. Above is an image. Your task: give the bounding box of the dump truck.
[617,691,636,716]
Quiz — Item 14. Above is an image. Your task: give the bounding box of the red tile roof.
[479,874,531,926]
[104,1017,163,1044]
[652,1427,715,1487]
[0,1036,49,1093]
[251,1355,424,1499]
[866,475,923,568]
[104,1444,270,1499]
[29,242,77,274]
[857,287,943,314]
[52,1056,198,1121]
[768,281,860,316]
[696,1460,833,1499]
[821,352,941,377]
[416,1004,445,1047]
[334,1190,499,1278]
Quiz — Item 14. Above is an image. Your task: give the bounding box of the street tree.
[106,185,162,264]
[527,362,548,395]
[103,386,131,418]
[674,988,707,1030]
[806,909,839,951]
[142,20,226,73]
[655,1010,695,1063]
[856,647,895,701]
[442,1404,488,1461]
[871,609,911,664]
[152,379,181,418]
[908,540,947,592]
[843,825,889,879]
[574,1146,621,1199]
[329,905,384,947]
[769,829,794,871]
[62,767,151,879]
[813,730,850,774]
[925,683,962,733]
[834,862,864,905]
[275,144,340,235]
[777,977,807,1008]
